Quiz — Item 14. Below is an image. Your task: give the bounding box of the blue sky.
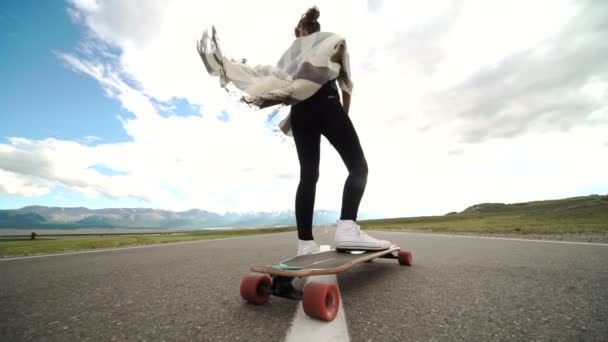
[0,0,606,216]
[0,0,131,144]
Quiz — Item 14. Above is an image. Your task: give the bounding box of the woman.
[197,7,391,256]
[290,7,390,256]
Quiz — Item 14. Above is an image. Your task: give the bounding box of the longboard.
[240,246,413,321]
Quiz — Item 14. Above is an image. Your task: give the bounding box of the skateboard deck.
[250,245,406,277]
[240,245,413,322]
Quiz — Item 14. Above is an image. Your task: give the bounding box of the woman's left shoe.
[297,239,320,256]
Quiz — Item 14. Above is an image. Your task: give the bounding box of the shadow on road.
[337,259,415,296]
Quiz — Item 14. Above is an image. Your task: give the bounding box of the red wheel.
[302,281,340,321]
[398,251,413,266]
[240,273,272,305]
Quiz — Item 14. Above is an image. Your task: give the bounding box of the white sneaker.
[297,240,320,256]
[334,220,391,250]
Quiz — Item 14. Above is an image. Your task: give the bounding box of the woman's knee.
[300,168,320,184]
[350,161,368,179]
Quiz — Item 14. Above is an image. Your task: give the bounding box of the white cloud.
[1,0,607,217]
[83,135,101,143]
[0,169,52,197]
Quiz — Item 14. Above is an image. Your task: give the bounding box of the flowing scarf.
[197,27,353,136]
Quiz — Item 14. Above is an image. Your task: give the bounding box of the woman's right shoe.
[334,220,391,250]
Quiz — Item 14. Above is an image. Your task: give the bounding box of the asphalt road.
[1,228,607,341]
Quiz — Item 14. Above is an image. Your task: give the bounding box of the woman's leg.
[320,101,368,221]
[321,99,390,250]
[290,107,322,241]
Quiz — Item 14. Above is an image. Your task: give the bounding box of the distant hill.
[2,194,606,231]
[0,206,339,229]
[457,194,608,218]
[0,211,47,228]
[361,194,608,235]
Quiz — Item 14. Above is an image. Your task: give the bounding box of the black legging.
[290,81,368,241]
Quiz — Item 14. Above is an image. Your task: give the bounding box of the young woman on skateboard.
[290,7,390,256]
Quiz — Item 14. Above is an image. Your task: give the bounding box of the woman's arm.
[341,90,351,115]
[335,43,353,114]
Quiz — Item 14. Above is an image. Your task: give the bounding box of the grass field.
[1,195,607,257]
[361,194,608,235]
[0,228,294,257]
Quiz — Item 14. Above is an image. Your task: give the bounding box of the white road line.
[372,231,608,246]
[0,233,280,262]
[319,245,332,253]
[284,245,349,342]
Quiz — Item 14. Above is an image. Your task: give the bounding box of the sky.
[1,0,607,218]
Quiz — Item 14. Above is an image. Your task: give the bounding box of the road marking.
[372,231,608,246]
[319,245,331,253]
[284,245,349,342]
[0,233,282,262]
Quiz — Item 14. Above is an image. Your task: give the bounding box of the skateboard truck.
[270,276,302,300]
[267,265,303,300]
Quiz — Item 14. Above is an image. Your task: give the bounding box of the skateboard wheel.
[302,282,340,321]
[398,251,413,266]
[240,273,272,305]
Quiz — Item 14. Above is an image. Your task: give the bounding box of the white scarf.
[197,27,353,135]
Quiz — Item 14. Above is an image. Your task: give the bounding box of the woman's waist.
[294,80,339,106]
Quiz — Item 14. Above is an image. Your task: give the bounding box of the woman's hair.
[295,6,321,37]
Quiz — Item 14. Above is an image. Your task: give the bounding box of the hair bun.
[305,6,320,21]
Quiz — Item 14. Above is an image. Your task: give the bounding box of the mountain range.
[3,194,606,230]
[0,206,339,229]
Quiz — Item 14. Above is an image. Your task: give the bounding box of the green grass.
[0,227,294,257]
[361,195,608,235]
[361,213,608,234]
